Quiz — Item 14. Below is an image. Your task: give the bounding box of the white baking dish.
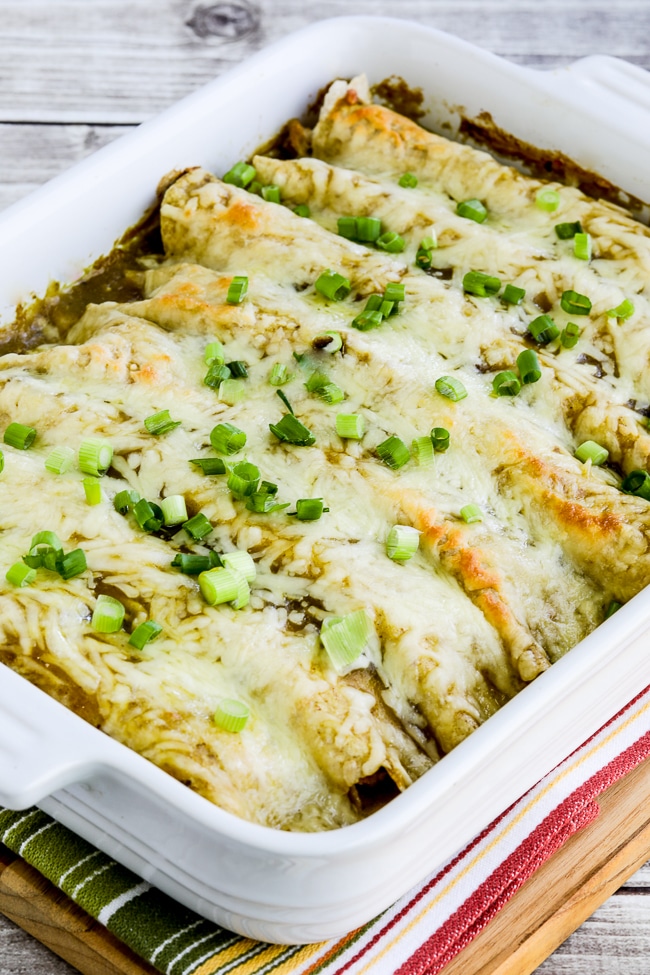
[1,15,650,945]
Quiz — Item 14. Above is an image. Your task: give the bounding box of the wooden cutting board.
[2,754,650,975]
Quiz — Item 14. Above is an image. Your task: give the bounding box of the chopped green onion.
[183,512,213,540]
[536,188,560,212]
[386,525,420,561]
[435,376,468,402]
[91,594,125,634]
[144,409,181,435]
[463,271,501,298]
[517,349,542,384]
[574,232,592,261]
[528,315,559,344]
[113,489,140,514]
[189,457,227,475]
[560,290,592,316]
[269,363,293,385]
[502,284,526,305]
[213,699,250,732]
[204,341,225,365]
[227,461,260,499]
[461,504,483,524]
[293,204,310,218]
[223,161,256,188]
[293,498,327,521]
[555,220,582,239]
[226,276,248,304]
[204,362,231,388]
[420,234,437,251]
[6,562,36,587]
[29,531,63,559]
[248,180,262,196]
[492,371,521,396]
[4,422,36,450]
[219,378,246,405]
[276,389,294,414]
[269,414,315,446]
[305,370,330,394]
[398,172,418,188]
[58,548,87,580]
[351,309,383,331]
[261,184,281,204]
[411,436,435,467]
[133,498,163,532]
[456,199,487,223]
[605,600,622,619]
[171,553,216,574]
[83,478,102,506]
[160,495,188,526]
[320,382,345,404]
[575,440,608,466]
[0,450,4,473]
[376,231,405,253]
[315,270,351,301]
[622,469,650,500]
[416,234,437,268]
[384,282,405,304]
[336,413,365,439]
[226,360,248,379]
[313,331,343,353]
[221,550,256,582]
[78,438,113,476]
[560,322,581,349]
[431,427,450,452]
[337,216,357,239]
[379,299,395,318]
[376,435,410,470]
[45,445,75,474]
[129,620,162,651]
[245,492,289,514]
[320,610,371,671]
[356,216,382,242]
[199,566,240,605]
[607,299,635,320]
[210,422,246,455]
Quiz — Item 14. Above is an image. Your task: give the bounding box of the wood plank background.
[2,1,650,972]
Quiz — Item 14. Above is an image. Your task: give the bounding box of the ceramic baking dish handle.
[567,55,650,116]
[0,665,118,809]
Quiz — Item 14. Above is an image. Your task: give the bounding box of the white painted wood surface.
[1,1,650,972]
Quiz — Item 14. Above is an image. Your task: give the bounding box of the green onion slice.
[4,422,36,450]
[114,489,140,514]
[622,469,650,500]
[605,600,622,619]
[204,341,225,365]
[607,299,635,320]
[204,362,231,388]
[502,284,526,305]
[172,552,221,574]
[575,440,609,465]
[555,220,583,239]
[59,548,87,580]
[337,216,357,240]
[398,172,418,188]
[6,562,36,587]
[221,550,256,582]
[144,409,181,435]
[28,531,63,567]
[352,309,383,331]
[160,495,188,526]
[460,504,483,524]
[574,232,592,261]
[83,478,102,506]
[376,435,410,470]
[320,610,371,671]
[129,620,162,651]
[412,436,434,467]
[420,234,437,251]
[336,413,365,439]
[528,315,559,344]
[356,216,382,242]
[245,492,289,514]
[199,566,240,605]
[226,276,248,304]
[210,422,246,455]
[376,231,405,253]
[0,450,4,473]
[293,498,326,521]
[226,360,248,379]
[312,331,343,353]
[456,199,487,223]
[183,512,213,540]
[384,282,405,304]
[560,290,592,316]
[492,371,521,396]
[463,271,501,298]
[213,699,250,733]
[517,349,542,384]
[261,184,281,203]
[226,568,249,607]
[79,438,113,476]
[386,525,420,561]
[269,363,293,385]
[435,376,468,402]
[45,445,75,474]
[293,204,310,218]
[227,461,260,499]
[431,427,450,452]
[315,270,351,301]
[133,498,163,532]
[276,389,294,414]
[535,188,560,212]
[560,322,581,349]
[269,414,315,446]
[189,457,226,475]
[219,378,246,405]
[91,594,125,633]
[223,161,256,188]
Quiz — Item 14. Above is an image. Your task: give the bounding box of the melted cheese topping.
[2,78,650,830]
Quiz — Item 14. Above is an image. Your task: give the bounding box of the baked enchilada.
[2,75,650,831]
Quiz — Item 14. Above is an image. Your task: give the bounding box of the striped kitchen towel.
[2,683,650,975]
